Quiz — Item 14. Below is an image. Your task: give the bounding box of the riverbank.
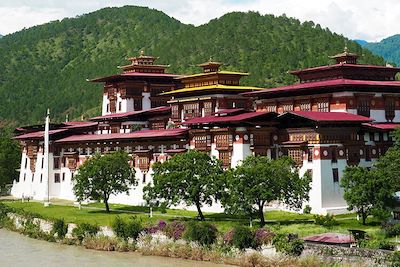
[0,228,228,267]
[0,201,396,266]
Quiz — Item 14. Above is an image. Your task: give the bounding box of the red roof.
[244,79,400,97]
[290,63,400,75]
[183,112,275,125]
[14,129,69,140]
[90,72,178,82]
[213,108,245,115]
[303,233,355,244]
[55,128,188,143]
[363,123,400,130]
[62,121,98,129]
[285,111,373,122]
[90,106,170,121]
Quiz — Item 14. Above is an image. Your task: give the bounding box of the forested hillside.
[365,35,400,66]
[0,6,385,126]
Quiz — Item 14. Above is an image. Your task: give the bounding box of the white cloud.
[0,0,399,42]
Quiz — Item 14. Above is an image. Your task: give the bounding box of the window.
[32,174,34,182]
[40,174,43,183]
[300,102,311,111]
[282,103,293,112]
[142,173,146,183]
[41,157,44,169]
[331,147,337,163]
[24,158,28,169]
[288,149,303,166]
[183,103,200,119]
[203,101,213,116]
[317,101,329,112]
[71,173,74,180]
[53,157,60,169]
[332,168,339,183]
[106,104,109,113]
[54,173,60,183]
[219,151,231,168]
[307,148,313,162]
[385,98,396,122]
[266,105,276,113]
[357,98,370,117]
[62,173,65,182]
[171,105,180,119]
[118,101,122,111]
[23,173,26,181]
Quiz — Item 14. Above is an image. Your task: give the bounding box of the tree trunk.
[195,201,205,221]
[104,193,110,213]
[258,202,265,227]
[362,212,367,225]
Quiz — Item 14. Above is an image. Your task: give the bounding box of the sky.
[0,0,399,42]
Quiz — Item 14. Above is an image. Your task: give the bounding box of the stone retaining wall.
[303,243,391,266]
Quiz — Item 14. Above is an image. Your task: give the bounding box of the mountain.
[0,6,385,126]
[0,34,2,38]
[364,35,400,66]
[354,39,368,46]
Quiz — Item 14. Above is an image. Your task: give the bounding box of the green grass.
[1,200,382,238]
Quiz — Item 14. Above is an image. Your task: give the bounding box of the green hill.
[0,6,385,126]
[365,35,400,66]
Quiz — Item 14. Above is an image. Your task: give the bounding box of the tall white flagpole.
[44,109,50,207]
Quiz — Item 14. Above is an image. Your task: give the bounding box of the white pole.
[44,109,50,207]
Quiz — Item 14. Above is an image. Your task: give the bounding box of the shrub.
[303,205,312,214]
[359,239,395,250]
[184,221,218,246]
[223,229,234,246]
[231,226,255,250]
[253,228,275,247]
[144,220,168,235]
[52,218,68,239]
[390,251,400,267]
[385,224,400,238]
[112,216,143,241]
[313,214,338,228]
[273,233,304,256]
[72,223,99,242]
[164,220,185,240]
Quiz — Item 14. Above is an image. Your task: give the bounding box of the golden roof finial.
[344,41,349,53]
[209,56,213,62]
[140,50,145,56]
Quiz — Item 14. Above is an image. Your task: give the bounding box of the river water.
[0,229,229,267]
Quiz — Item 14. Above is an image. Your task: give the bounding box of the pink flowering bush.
[254,228,275,247]
[163,220,186,240]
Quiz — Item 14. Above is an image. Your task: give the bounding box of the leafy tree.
[73,151,136,212]
[143,150,223,221]
[341,165,397,225]
[221,156,311,226]
[0,127,20,190]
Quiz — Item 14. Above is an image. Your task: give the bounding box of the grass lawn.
[1,200,382,238]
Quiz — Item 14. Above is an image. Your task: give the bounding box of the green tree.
[341,166,396,225]
[341,166,376,225]
[221,156,311,226]
[0,127,20,190]
[73,151,136,212]
[143,150,223,220]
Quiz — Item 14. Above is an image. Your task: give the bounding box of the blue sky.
[0,0,399,42]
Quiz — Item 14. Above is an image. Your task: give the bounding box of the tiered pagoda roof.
[161,59,263,98]
[90,51,178,83]
[244,48,400,99]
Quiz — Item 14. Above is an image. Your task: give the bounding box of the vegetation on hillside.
[365,35,400,66]
[0,6,385,126]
